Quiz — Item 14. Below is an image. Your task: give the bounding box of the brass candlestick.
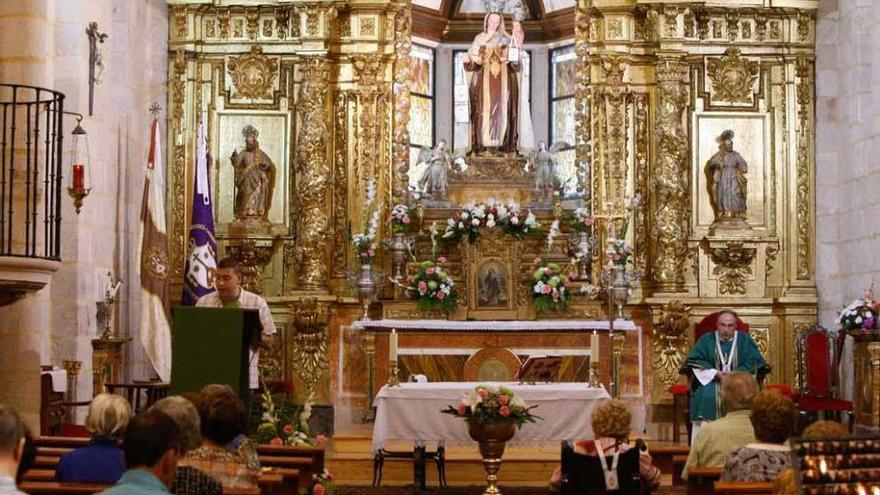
[388,359,400,387]
[588,361,600,388]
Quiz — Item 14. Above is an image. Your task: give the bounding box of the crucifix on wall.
[86,22,108,116]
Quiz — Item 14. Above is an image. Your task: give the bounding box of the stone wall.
[815,0,880,327]
[0,0,167,427]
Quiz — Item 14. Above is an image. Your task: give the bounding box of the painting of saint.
[477,261,509,307]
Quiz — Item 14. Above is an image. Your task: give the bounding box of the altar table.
[372,381,611,452]
[352,319,639,332]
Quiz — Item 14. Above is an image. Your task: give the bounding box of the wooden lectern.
[170,307,262,401]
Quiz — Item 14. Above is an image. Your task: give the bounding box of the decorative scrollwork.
[391,0,412,204]
[652,301,690,389]
[709,242,756,295]
[707,48,759,104]
[748,327,770,362]
[225,239,275,294]
[795,57,812,279]
[289,298,331,397]
[227,45,279,100]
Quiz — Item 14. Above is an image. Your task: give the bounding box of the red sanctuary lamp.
[67,116,91,214]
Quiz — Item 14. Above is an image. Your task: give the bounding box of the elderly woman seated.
[721,390,797,482]
[56,393,131,483]
[178,387,258,488]
[151,396,223,495]
[550,399,661,491]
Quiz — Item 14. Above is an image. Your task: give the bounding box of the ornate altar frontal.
[165,0,820,431]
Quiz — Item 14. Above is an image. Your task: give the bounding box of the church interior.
[1,0,879,493]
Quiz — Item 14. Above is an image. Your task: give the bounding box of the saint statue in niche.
[705,129,748,223]
[230,125,276,228]
[465,13,525,155]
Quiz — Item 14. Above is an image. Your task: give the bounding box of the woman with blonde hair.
[56,393,132,483]
[550,400,661,491]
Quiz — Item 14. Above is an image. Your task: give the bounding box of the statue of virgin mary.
[465,12,533,155]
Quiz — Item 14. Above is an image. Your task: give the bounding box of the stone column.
[293,58,331,290]
[651,56,690,292]
[0,0,56,431]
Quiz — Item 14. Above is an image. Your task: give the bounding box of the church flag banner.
[138,117,172,382]
[182,120,217,306]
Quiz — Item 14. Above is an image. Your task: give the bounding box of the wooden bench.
[686,466,722,495]
[671,454,688,486]
[713,481,776,494]
[19,481,261,495]
[647,442,690,477]
[256,444,325,487]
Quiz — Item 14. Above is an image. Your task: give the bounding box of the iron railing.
[0,83,64,260]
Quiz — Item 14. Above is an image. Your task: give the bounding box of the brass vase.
[467,420,517,495]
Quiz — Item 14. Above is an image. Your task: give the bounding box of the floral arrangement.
[604,195,641,266]
[390,204,414,234]
[566,206,595,233]
[255,376,327,447]
[442,385,539,428]
[531,256,573,313]
[393,223,459,313]
[300,469,336,495]
[839,283,879,335]
[352,180,381,265]
[443,199,539,243]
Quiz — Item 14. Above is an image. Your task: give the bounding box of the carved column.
[651,56,690,292]
[574,1,592,201]
[294,58,331,291]
[390,0,412,205]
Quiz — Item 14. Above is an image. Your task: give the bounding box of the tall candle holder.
[588,361,600,388]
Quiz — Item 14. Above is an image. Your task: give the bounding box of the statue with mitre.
[230,125,276,233]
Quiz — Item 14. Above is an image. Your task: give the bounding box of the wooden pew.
[671,454,688,486]
[686,467,722,495]
[256,444,325,487]
[646,442,690,477]
[713,481,776,494]
[34,437,89,449]
[19,481,261,495]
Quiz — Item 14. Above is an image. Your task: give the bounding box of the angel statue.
[705,129,748,222]
[529,141,570,198]
[416,140,455,200]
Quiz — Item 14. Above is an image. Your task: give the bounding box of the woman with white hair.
[56,393,131,483]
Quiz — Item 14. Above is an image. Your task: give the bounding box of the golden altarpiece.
[165,0,819,431]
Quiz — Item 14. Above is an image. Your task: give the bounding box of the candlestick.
[588,361,600,388]
[389,329,398,362]
[388,359,400,387]
[72,164,85,189]
[590,331,600,364]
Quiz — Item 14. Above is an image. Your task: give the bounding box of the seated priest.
[195,257,276,392]
[685,310,766,442]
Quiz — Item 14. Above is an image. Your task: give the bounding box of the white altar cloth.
[372,382,610,452]
[353,319,638,332]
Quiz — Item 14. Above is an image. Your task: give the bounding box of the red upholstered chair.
[794,329,853,427]
[674,312,770,444]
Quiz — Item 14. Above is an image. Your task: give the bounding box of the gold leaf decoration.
[227,45,279,100]
[707,48,759,103]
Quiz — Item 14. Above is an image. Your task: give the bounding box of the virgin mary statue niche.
[465,12,524,155]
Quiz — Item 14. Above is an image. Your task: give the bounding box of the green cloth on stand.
[686,331,766,421]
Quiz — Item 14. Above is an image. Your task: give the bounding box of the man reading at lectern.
[196,257,276,390]
[685,310,765,442]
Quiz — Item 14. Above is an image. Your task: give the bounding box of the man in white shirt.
[196,257,276,390]
[0,404,27,495]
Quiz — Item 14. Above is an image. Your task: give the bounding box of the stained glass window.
[550,45,577,187]
[409,45,435,188]
[452,49,531,151]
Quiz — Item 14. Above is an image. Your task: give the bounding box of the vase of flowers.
[256,378,328,447]
[443,200,539,243]
[442,385,539,495]
[393,222,458,314]
[300,469,336,495]
[840,283,879,337]
[531,257,573,314]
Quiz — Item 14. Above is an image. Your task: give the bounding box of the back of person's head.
[591,399,632,440]
[750,390,796,444]
[200,383,235,398]
[86,393,132,441]
[720,371,759,412]
[0,403,25,462]
[150,396,202,454]
[123,409,181,469]
[199,387,247,445]
[802,420,848,439]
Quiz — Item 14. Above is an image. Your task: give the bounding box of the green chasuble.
[686,331,766,422]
